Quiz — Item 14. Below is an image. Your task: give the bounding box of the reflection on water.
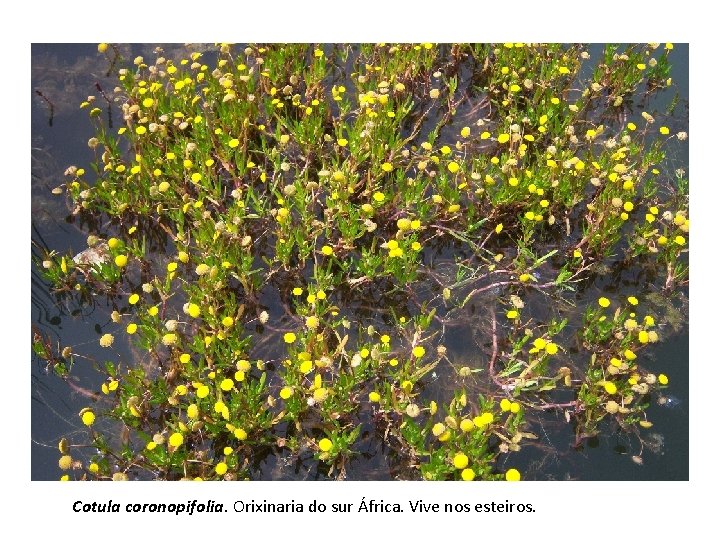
[31,43,689,480]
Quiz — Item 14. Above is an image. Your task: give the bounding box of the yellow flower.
[397,218,411,231]
[321,245,334,256]
[99,334,114,348]
[598,297,610,308]
[222,316,234,328]
[168,432,183,447]
[603,381,617,395]
[461,468,476,481]
[509,402,521,414]
[129,293,140,305]
[228,138,240,148]
[280,387,294,400]
[284,332,297,344]
[447,161,460,173]
[234,428,247,440]
[381,162,393,172]
[453,453,469,469]
[126,323,137,334]
[506,310,519,320]
[235,360,252,373]
[220,379,235,391]
[412,346,425,358]
[306,316,319,330]
[215,462,228,475]
[187,303,201,317]
[658,374,669,385]
[369,391,380,403]
[500,398,511,412]
[187,404,199,419]
[674,235,686,246]
[497,133,510,144]
[58,455,73,470]
[659,126,670,135]
[545,343,558,355]
[114,254,128,268]
[460,126,471,138]
[460,419,474,433]
[296,357,313,374]
[505,468,521,481]
[473,412,494,427]
[533,338,547,350]
[318,438,333,452]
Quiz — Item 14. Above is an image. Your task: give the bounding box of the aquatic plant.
[33,42,688,480]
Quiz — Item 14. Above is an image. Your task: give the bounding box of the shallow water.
[31,43,689,480]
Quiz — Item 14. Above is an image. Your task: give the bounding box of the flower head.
[168,432,183,447]
[453,453,469,469]
[81,410,95,426]
[318,438,333,452]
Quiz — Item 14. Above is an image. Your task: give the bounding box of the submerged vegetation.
[33,43,688,481]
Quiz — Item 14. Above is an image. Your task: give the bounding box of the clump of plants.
[34,42,688,481]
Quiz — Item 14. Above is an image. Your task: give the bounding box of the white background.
[7,1,712,538]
